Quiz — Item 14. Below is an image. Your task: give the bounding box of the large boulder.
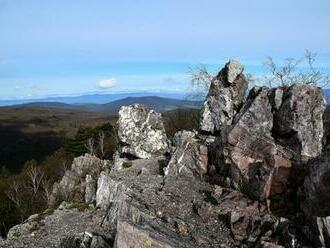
[200,60,248,134]
[118,104,169,159]
[164,131,208,178]
[227,87,292,200]
[273,84,326,161]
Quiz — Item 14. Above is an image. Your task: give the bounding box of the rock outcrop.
[117,104,169,159]
[49,154,110,206]
[2,60,329,248]
[200,60,248,134]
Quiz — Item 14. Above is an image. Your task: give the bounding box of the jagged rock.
[273,84,326,161]
[200,60,248,134]
[117,104,169,159]
[49,154,110,206]
[164,131,208,178]
[96,171,112,210]
[228,87,292,200]
[85,175,96,204]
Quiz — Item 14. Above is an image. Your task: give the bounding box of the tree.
[25,161,44,196]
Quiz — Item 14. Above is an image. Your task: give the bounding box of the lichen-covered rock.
[164,131,208,178]
[200,60,248,134]
[228,87,292,200]
[117,104,169,159]
[273,84,326,161]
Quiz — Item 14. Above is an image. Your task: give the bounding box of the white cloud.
[96,78,117,89]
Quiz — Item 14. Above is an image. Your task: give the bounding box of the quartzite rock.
[200,60,248,134]
[118,104,169,159]
[164,131,208,178]
[228,87,292,200]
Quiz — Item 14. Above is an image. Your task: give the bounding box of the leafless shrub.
[5,181,21,209]
[40,178,53,203]
[26,164,44,195]
[263,50,330,87]
[188,64,214,97]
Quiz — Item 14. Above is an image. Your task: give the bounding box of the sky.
[0,0,329,99]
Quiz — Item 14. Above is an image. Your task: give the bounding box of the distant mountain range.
[4,96,202,113]
[0,92,195,106]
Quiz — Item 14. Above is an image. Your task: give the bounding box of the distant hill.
[0,92,192,106]
[88,96,202,112]
[3,96,202,113]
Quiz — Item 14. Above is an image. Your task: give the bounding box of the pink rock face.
[227,87,292,200]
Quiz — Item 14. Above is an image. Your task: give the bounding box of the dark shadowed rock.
[302,150,330,221]
[117,104,169,159]
[228,87,292,200]
[200,60,248,134]
[273,84,326,161]
[164,131,208,178]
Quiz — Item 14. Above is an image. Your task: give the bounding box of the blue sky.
[0,0,329,99]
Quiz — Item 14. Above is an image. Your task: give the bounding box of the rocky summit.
[1,60,330,248]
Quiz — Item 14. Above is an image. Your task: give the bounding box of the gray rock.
[273,84,326,161]
[1,207,105,248]
[200,60,248,134]
[164,131,208,178]
[118,104,169,159]
[50,154,110,206]
[114,220,178,248]
[96,171,113,210]
[85,175,96,204]
[226,60,244,83]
